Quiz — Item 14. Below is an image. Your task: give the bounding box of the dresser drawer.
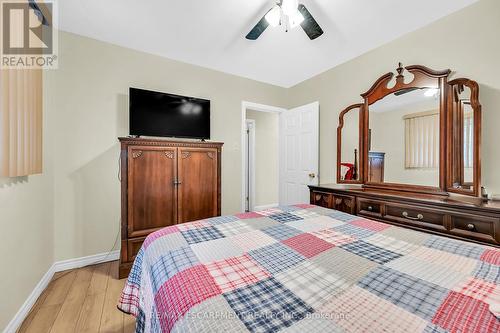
[127,237,146,261]
[384,203,447,232]
[449,213,500,244]
[357,198,384,218]
[333,194,356,214]
[311,191,333,209]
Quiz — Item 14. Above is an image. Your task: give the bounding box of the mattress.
[118,204,500,333]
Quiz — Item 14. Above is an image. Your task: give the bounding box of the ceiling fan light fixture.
[265,5,281,27]
[282,0,298,17]
[289,10,304,28]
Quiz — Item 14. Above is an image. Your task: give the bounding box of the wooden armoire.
[118,137,223,278]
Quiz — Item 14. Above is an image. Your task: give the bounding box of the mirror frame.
[361,63,450,195]
[446,78,482,197]
[337,103,364,184]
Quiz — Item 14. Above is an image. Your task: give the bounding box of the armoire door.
[128,146,177,237]
[177,147,219,223]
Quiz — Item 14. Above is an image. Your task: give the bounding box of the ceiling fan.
[246,0,323,41]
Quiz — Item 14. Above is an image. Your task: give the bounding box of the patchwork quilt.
[118,204,500,333]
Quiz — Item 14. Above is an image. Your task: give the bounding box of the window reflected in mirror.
[369,87,440,187]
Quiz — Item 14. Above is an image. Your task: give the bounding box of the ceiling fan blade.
[394,87,419,96]
[298,4,323,40]
[28,0,50,26]
[245,12,270,40]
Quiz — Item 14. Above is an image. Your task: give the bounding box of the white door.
[279,102,319,205]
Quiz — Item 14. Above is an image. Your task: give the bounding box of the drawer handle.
[402,211,424,221]
[367,206,373,211]
[467,223,475,230]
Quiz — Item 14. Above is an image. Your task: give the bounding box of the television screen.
[129,88,210,139]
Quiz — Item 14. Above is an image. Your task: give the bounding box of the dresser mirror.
[447,79,481,196]
[336,63,482,197]
[369,87,440,187]
[337,104,363,183]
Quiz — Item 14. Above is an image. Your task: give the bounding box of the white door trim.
[244,119,256,212]
[241,101,286,212]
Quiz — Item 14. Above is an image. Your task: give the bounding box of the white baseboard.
[53,250,120,272]
[253,203,279,211]
[3,250,120,333]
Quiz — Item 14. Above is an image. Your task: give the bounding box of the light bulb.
[424,88,439,97]
[282,0,298,17]
[289,11,304,28]
[265,5,281,27]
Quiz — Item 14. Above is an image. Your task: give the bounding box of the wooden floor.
[17,261,136,333]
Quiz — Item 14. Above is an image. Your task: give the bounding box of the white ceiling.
[58,0,478,88]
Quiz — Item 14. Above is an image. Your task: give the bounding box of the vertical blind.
[0,69,43,177]
[404,111,439,169]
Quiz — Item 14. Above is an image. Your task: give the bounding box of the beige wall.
[287,0,500,195]
[0,80,54,330]
[246,110,279,207]
[45,31,288,261]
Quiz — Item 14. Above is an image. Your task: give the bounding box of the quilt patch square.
[190,237,244,263]
[311,247,378,284]
[269,212,303,223]
[282,233,334,258]
[243,217,280,230]
[145,232,189,265]
[328,210,359,222]
[258,208,284,216]
[171,295,248,333]
[177,220,211,231]
[282,316,343,333]
[249,243,305,275]
[294,203,315,209]
[453,277,498,303]
[204,215,239,226]
[473,262,500,284]
[365,233,419,255]
[334,223,375,239]
[424,236,486,259]
[309,228,357,246]
[262,224,302,241]
[286,216,344,232]
[480,249,500,266]
[150,246,199,293]
[223,277,313,333]
[432,291,500,333]
[341,240,402,264]
[275,261,349,309]
[410,246,478,275]
[143,226,179,248]
[181,226,225,244]
[290,209,321,219]
[350,218,391,232]
[215,220,254,236]
[320,285,428,333]
[358,266,448,320]
[386,255,468,289]
[230,230,277,252]
[277,205,301,212]
[235,212,264,219]
[380,226,431,245]
[205,254,271,293]
[155,265,222,332]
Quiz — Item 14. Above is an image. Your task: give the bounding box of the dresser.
[310,184,500,247]
[119,138,223,278]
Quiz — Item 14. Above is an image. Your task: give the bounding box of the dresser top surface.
[310,184,500,212]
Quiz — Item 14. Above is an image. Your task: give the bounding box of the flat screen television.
[129,88,210,139]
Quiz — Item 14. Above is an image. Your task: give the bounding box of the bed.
[118,204,500,333]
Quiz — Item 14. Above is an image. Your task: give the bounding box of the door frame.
[241,101,286,212]
[244,119,256,212]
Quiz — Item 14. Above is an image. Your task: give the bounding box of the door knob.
[308,173,316,178]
